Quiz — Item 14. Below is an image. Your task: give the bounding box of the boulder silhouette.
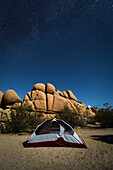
[46,83,55,94]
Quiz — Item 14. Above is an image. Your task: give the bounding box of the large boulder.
[31,90,46,101]
[0,91,4,107]
[66,99,78,113]
[62,91,69,98]
[36,90,46,100]
[46,83,55,94]
[52,95,67,112]
[34,100,46,111]
[66,90,77,101]
[70,100,95,117]
[59,91,69,98]
[47,94,53,111]
[2,89,22,107]
[27,92,32,100]
[33,83,45,93]
[55,90,61,94]
[31,90,37,100]
[47,93,78,113]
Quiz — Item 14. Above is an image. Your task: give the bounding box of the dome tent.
[22,118,87,148]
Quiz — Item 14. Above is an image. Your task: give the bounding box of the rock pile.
[22,83,95,116]
[0,90,22,128]
[0,83,95,123]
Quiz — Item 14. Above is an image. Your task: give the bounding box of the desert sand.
[0,126,113,170]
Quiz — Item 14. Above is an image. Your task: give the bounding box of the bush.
[57,106,87,128]
[1,105,44,133]
[87,116,96,124]
[95,103,113,128]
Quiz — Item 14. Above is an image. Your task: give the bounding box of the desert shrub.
[87,116,96,124]
[95,103,113,128]
[0,123,6,133]
[1,105,44,133]
[57,106,87,128]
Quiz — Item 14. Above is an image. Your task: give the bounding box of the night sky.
[0,0,113,108]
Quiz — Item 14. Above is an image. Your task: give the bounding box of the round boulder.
[66,90,77,101]
[0,91,4,107]
[33,83,45,93]
[36,90,46,101]
[3,89,22,107]
[46,83,55,94]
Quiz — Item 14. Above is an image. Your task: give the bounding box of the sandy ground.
[0,127,113,170]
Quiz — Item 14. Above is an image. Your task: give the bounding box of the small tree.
[95,103,113,128]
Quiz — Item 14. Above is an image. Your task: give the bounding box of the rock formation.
[33,83,45,93]
[2,90,22,108]
[22,83,95,116]
[0,83,95,124]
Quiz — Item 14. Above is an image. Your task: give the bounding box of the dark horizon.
[0,0,113,108]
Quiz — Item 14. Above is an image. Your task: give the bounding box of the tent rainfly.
[22,118,87,148]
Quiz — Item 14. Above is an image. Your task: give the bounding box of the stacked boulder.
[0,83,95,123]
[0,90,22,127]
[22,83,95,116]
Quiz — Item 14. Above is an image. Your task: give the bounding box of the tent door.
[60,125,65,137]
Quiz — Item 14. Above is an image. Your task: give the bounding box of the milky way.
[0,0,113,48]
[0,0,113,107]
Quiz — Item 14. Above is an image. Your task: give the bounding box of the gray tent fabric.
[23,118,87,148]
